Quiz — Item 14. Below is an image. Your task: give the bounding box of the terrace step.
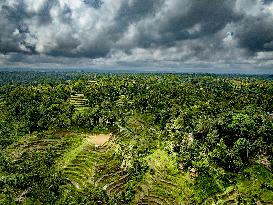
[95,170,125,186]
[138,195,171,205]
[106,174,130,195]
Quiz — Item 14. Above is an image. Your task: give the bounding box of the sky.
[1,0,273,73]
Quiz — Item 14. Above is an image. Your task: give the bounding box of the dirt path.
[88,134,111,146]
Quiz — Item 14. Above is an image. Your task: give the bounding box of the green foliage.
[0,149,66,204]
[0,73,273,204]
[58,185,109,205]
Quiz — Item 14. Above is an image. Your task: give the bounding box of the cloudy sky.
[1,0,273,73]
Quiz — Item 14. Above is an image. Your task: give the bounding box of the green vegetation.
[0,72,273,204]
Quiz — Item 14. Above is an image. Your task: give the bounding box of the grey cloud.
[158,0,240,40]
[83,0,103,8]
[263,0,273,4]
[236,17,273,53]
[0,0,273,72]
[0,0,53,54]
[0,7,23,54]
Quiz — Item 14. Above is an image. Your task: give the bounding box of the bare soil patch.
[89,134,111,146]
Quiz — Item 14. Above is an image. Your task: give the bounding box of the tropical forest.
[0,71,273,205]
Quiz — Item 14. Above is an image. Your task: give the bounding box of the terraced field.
[0,95,5,110]
[5,132,82,160]
[4,130,133,201]
[134,160,186,205]
[5,118,270,204]
[69,93,88,111]
[60,133,132,198]
[118,117,187,205]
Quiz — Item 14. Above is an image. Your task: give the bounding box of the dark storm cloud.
[0,0,273,71]
[0,0,55,54]
[0,5,24,54]
[131,0,241,48]
[83,0,103,8]
[263,0,273,4]
[37,1,56,24]
[117,0,163,22]
[236,17,273,53]
[159,0,240,40]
